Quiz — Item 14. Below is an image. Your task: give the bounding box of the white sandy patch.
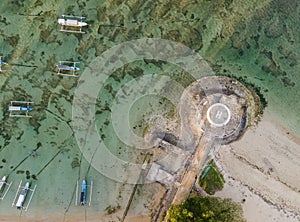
[213,111,300,222]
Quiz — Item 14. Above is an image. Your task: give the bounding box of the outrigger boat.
[8,101,33,118]
[80,180,87,205]
[58,15,88,33]
[75,179,93,206]
[0,175,12,200]
[0,176,6,191]
[16,182,30,209]
[12,180,36,211]
[56,61,80,77]
[0,176,12,200]
[0,56,7,72]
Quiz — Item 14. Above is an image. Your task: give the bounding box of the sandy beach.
[214,109,300,222]
[0,212,152,222]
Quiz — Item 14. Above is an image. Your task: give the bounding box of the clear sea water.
[0,0,299,220]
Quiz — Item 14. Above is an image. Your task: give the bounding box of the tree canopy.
[166,196,246,222]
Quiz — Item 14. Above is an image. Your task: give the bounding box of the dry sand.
[214,110,300,222]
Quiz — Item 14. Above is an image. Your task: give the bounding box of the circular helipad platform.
[207,103,231,127]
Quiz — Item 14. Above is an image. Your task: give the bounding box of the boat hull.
[16,182,30,209]
[80,180,87,205]
[0,176,6,191]
[58,19,87,27]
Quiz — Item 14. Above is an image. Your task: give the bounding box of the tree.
[167,196,246,222]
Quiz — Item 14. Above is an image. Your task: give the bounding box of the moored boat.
[58,18,87,28]
[80,180,87,205]
[16,182,30,209]
[0,176,6,191]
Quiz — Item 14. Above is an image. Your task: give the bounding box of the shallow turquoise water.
[0,0,299,220]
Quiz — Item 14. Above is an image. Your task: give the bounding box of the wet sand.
[0,212,151,222]
[214,110,300,222]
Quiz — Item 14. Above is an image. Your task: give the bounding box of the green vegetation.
[71,157,80,168]
[105,204,120,214]
[199,160,225,195]
[167,196,246,222]
[142,124,151,137]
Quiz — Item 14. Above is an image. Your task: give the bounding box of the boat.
[8,106,32,112]
[0,56,6,72]
[8,101,33,118]
[58,15,88,34]
[80,180,87,205]
[56,61,80,77]
[57,64,80,71]
[16,182,30,209]
[58,18,87,28]
[0,176,6,191]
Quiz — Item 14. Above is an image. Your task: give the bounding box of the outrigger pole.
[24,184,37,211]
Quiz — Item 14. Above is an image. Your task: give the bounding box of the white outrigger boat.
[58,15,88,33]
[0,56,7,72]
[0,176,13,200]
[12,180,36,211]
[0,176,6,191]
[8,101,33,118]
[56,61,80,77]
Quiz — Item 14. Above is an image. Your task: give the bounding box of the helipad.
[206,103,231,127]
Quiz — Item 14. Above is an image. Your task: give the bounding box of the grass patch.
[199,160,225,195]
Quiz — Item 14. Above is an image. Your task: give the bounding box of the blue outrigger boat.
[75,179,93,206]
[0,56,6,72]
[57,64,80,71]
[80,180,87,205]
[8,101,33,118]
[56,61,80,77]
